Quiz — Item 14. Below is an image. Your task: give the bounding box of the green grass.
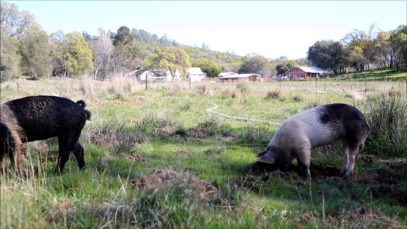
[336,69,407,81]
[0,78,406,228]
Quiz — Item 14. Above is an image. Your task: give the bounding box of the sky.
[8,1,407,59]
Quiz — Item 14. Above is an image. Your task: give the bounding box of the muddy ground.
[245,156,407,205]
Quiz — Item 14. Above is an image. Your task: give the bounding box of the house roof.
[219,73,260,79]
[218,72,236,77]
[295,66,326,73]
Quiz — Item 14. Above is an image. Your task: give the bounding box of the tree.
[307,40,348,74]
[348,46,368,72]
[165,47,191,78]
[275,64,289,76]
[238,55,269,74]
[89,29,114,79]
[192,59,220,77]
[49,31,66,76]
[390,25,407,70]
[144,47,191,79]
[113,26,133,46]
[342,25,378,71]
[63,32,94,76]
[0,32,20,82]
[19,27,51,79]
[110,45,139,75]
[0,2,35,37]
[0,2,35,81]
[374,31,392,69]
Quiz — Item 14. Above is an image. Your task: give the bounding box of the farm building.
[127,68,180,82]
[218,72,237,77]
[187,67,207,82]
[286,66,326,80]
[218,73,261,83]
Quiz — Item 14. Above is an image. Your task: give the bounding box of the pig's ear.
[257,151,275,164]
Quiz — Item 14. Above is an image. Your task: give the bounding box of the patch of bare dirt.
[371,185,407,205]
[184,127,236,143]
[249,161,341,179]
[131,167,221,202]
[249,159,407,206]
[355,166,399,184]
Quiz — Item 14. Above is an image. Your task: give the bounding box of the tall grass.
[365,93,407,157]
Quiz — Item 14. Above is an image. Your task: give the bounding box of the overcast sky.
[9,1,407,59]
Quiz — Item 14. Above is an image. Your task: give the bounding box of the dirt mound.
[249,160,407,205]
[131,167,220,201]
[310,164,341,178]
[249,162,341,179]
[371,185,407,205]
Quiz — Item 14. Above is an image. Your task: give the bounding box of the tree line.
[0,3,238,82]
[307,24,407,74]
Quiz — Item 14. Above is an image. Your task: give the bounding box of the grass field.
[0,74,406,228]
[336,69,407,81]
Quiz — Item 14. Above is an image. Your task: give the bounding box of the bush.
[136,110,179,137]
[265,90,281,100]
[86,122,146,153]
[292,95,303,102]
[238,125,271,145]
[365,94,407,157]
[196,118,233,137]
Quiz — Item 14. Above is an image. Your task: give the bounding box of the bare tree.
[89,29,114,80]
[0,2,35,37]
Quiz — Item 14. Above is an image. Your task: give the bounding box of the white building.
[187,67,207,82]
[127,68,180,82]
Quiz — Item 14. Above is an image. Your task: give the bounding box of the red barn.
[286,66,326,80]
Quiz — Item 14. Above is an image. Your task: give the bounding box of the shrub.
[86,122,146,153]
[196,118,233,137]
[238,125,271,145]
[365,94,407,157]
[265,90,281,100]
[136,110,179,137]
[292,95,303,102]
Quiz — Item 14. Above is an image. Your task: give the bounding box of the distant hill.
[125,28,244,72]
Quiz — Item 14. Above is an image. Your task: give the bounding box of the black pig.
[0,96,91,173]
